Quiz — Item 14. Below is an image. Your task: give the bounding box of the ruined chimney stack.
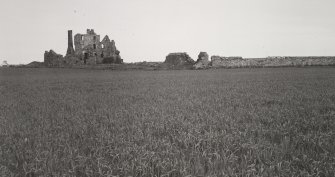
[68,30,74,47]
[66,30,75,56]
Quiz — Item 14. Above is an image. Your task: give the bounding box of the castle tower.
[66,30,75,56]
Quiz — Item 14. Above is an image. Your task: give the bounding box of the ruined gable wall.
[100,37,112,57]
[99,36,122,64]
[101,40,117,57]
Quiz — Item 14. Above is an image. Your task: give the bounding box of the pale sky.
[0,0,334,64]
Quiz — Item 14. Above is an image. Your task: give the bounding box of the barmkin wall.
[211,56,335,68]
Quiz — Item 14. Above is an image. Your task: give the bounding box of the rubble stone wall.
[193,52,210,69]
[165,53,195,66]
[211,56,335,68]
[44,50,64,67]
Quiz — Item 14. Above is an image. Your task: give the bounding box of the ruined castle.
[44,29,122,66]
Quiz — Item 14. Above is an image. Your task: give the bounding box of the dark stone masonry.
[44,29,122,66]
[164,53,195,66]
[44,50,63,67]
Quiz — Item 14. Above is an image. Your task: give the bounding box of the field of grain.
[0,67,334,176]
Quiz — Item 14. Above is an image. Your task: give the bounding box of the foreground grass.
[0,67,334,176]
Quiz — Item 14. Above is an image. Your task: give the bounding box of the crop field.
[0,67,335,176]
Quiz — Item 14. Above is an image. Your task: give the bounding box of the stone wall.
[211,56,247,68]
[63,56,83,65]
[193,52,210,69]
[211,56,335,68]
[44,50,64,67]
[102,55,123,64]
[165,53,195,66]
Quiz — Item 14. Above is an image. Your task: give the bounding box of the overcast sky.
[1,0,334,64]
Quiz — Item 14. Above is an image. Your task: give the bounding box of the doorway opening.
[84,52,88,64]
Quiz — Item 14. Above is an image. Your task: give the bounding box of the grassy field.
[0,67,334,176]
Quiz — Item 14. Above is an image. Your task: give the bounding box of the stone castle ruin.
[43,29,335,69]
[44,29,122,66]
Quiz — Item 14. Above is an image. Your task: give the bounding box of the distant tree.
[1,60,9,67]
